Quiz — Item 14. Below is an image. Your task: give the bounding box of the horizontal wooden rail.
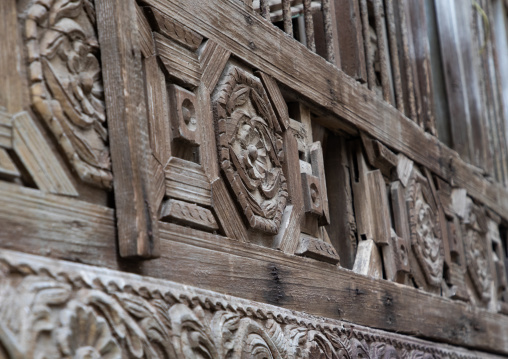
[1,179,508,354]
[141,0,508,221]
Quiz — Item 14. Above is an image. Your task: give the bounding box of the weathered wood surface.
[0,182,116,266]
[333,0,367,82]
[96,0,159,258]
[0,248,505,359]
[0,0,24,113]
[141,0,508,221]
[12,112,78,196]
[3,176,508,353]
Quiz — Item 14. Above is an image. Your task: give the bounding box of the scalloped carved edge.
[0,249,502,359]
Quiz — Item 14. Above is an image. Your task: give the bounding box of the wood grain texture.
[0,148,20,180]
[361,132,398,178]
[434,0,471,158]
[165,157,211,206]
[0,181,116,267]
[295,233,340,264]
[276,129,303,254]
[199,40,230,91]
[96,0,159,258]
[394,0,417,121]
[324,134,356,269]
[211,178,249,242]
[353,238,383,279]
[333,0,367,82]
[140,0,508,220]
[136,3,156,57]
[0,0,24,113]
[144,55,172,165]
[154,33,202,88]
[0,109,13,149]
[151,223,508,354]
[12,112,77,196]
[257,71,290,130]
[372,0,394,105]
[196,85,220,181]
[407,0,435,134]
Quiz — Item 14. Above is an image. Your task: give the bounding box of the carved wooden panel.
[24,0,112,188]
[406,170,444,288]
[0,249,504,359]
[213,65,288,234]
[464,202,492,302]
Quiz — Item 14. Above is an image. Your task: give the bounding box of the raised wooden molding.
[0,248,504,359]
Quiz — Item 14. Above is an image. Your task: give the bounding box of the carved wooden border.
[0,248,503,359]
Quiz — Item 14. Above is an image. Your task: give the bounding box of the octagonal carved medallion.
[406,172,444,287]
[213,66,287,234]
[465,205,491,302]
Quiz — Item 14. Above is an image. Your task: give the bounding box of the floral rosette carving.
[465,205,491,302]
[25,0,112,188]
[213,66,287,234]
[406,172,444,287]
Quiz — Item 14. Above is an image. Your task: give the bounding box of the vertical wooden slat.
[455,0,488,172]
[96,0,160,258]
[489,0,508,185]
[407,0,435,134]
[321,0,337,65]
[303,0,316,52]
[395,0,417,121]
[434,0,472,163]
[385,0,404,113]
[372,0,394,105]
[282,0,293,36]
[0,0,24,112]
[333,0,367,82]
[325,134,357,268]
[359,0,375,89]
[478,0,500,181]
[260,0,270,19]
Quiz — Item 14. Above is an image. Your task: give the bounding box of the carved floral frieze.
[24,0,112,188]
[0,249,499,359]
[213,66,288,234]
[406,172,444,288]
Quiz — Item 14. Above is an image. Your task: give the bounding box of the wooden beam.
[0,181,116,267]
[96,0,159,258]
[2,177,508,352]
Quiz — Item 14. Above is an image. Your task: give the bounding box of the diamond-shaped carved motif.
[213,66,288,234]
[406,172,444,287]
